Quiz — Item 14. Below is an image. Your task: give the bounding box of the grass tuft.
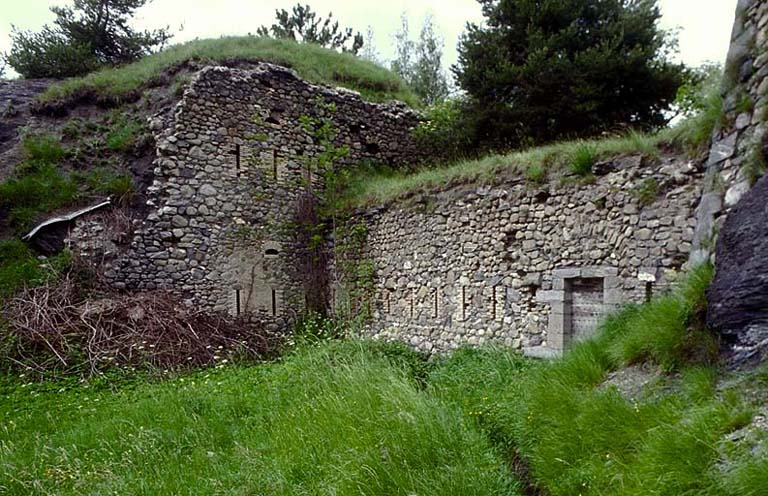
[105,118,144,152]
[0,165,80,233]
[21,133,67,164]
[606,263,716,371]
[0,240,70,301]
[631,177,660,206]
[568,143,598,176]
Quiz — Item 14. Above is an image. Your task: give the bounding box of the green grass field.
[2,266,767,495]
[36,36,419,109]
[0,342,518,495]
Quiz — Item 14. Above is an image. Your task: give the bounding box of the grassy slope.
[37,36,419,108]
[3,265,767,495]
[431,264,768,496]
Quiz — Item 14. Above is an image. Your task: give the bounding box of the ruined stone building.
[98,63,422,327]
[62,0,768,355]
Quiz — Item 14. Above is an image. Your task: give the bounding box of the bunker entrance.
[566,277,604,343]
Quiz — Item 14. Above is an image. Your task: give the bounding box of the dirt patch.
[0,65,194,242]
[0,78,54,178]
[599,363,662,402]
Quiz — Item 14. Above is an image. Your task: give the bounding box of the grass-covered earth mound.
[2,265,767,495]
[34,36,419,112]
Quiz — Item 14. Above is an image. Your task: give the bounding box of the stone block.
[553,267,581,279]
[536,290,565,303]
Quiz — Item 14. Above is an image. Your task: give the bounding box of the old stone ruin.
[40,0,768,359]
[73,62,423,331]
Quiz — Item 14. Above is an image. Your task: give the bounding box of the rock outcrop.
[708,172,768,365]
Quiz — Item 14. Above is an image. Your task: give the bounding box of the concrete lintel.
[581,266,619,278]
[536,290,566,303]
[553,267,581,279]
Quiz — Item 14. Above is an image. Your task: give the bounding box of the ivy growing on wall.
[290,97,375,326]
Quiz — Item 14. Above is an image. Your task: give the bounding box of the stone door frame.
[537,266,622,351]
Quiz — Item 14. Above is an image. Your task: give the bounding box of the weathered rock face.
[352,156,703,354]
[691,0,768,265]
[689,0,768,365]
[708,172,768,364]
[98,63,424,328]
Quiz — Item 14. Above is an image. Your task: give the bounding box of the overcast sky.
[1,0,739,78]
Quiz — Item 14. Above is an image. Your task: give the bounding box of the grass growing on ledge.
[339,131,664,208]
[36,37,419,108]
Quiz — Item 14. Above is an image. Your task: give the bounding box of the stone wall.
[691,0,768,265]
[704,0,768,365]
[355,156,703,354]
[102,63,423,326]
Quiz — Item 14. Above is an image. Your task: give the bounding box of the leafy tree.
[411,15,449,105]
[257,4,363,54]
[391,13,414,84]
[6,0,171,79]
[454,0,686,149]
[391,13,449,105]
[360,26,380,64]
[6,26,99,79]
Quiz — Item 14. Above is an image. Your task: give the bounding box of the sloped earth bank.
[0,67,194,241]
[0,79,53,175]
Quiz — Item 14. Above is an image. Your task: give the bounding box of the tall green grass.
[37,37,419,108]
[3,266,766,495]
[0,132,135,233]
[668,66,726,155]
[430,264,766,496]
[0,341,519,495]
[0,240,70,302]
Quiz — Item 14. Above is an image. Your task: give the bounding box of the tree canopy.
[454,0,686,149]
[257,4,363,55]
[6,0,171,79]
[391,13,449,106]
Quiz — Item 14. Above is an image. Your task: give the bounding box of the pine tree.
[411,15,449,105]
[391,13,414,84]
[454,0,686,148]
[391,13,449,105]
[257,4,363,54]
[7,0,170,79]
[360,26,380,64]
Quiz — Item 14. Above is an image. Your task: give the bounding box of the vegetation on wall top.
[35,36,420,110]
[257,3,364,55]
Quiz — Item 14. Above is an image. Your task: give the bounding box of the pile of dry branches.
[1,276,283,376]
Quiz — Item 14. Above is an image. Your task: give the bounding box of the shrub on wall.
[412,98,478,161]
